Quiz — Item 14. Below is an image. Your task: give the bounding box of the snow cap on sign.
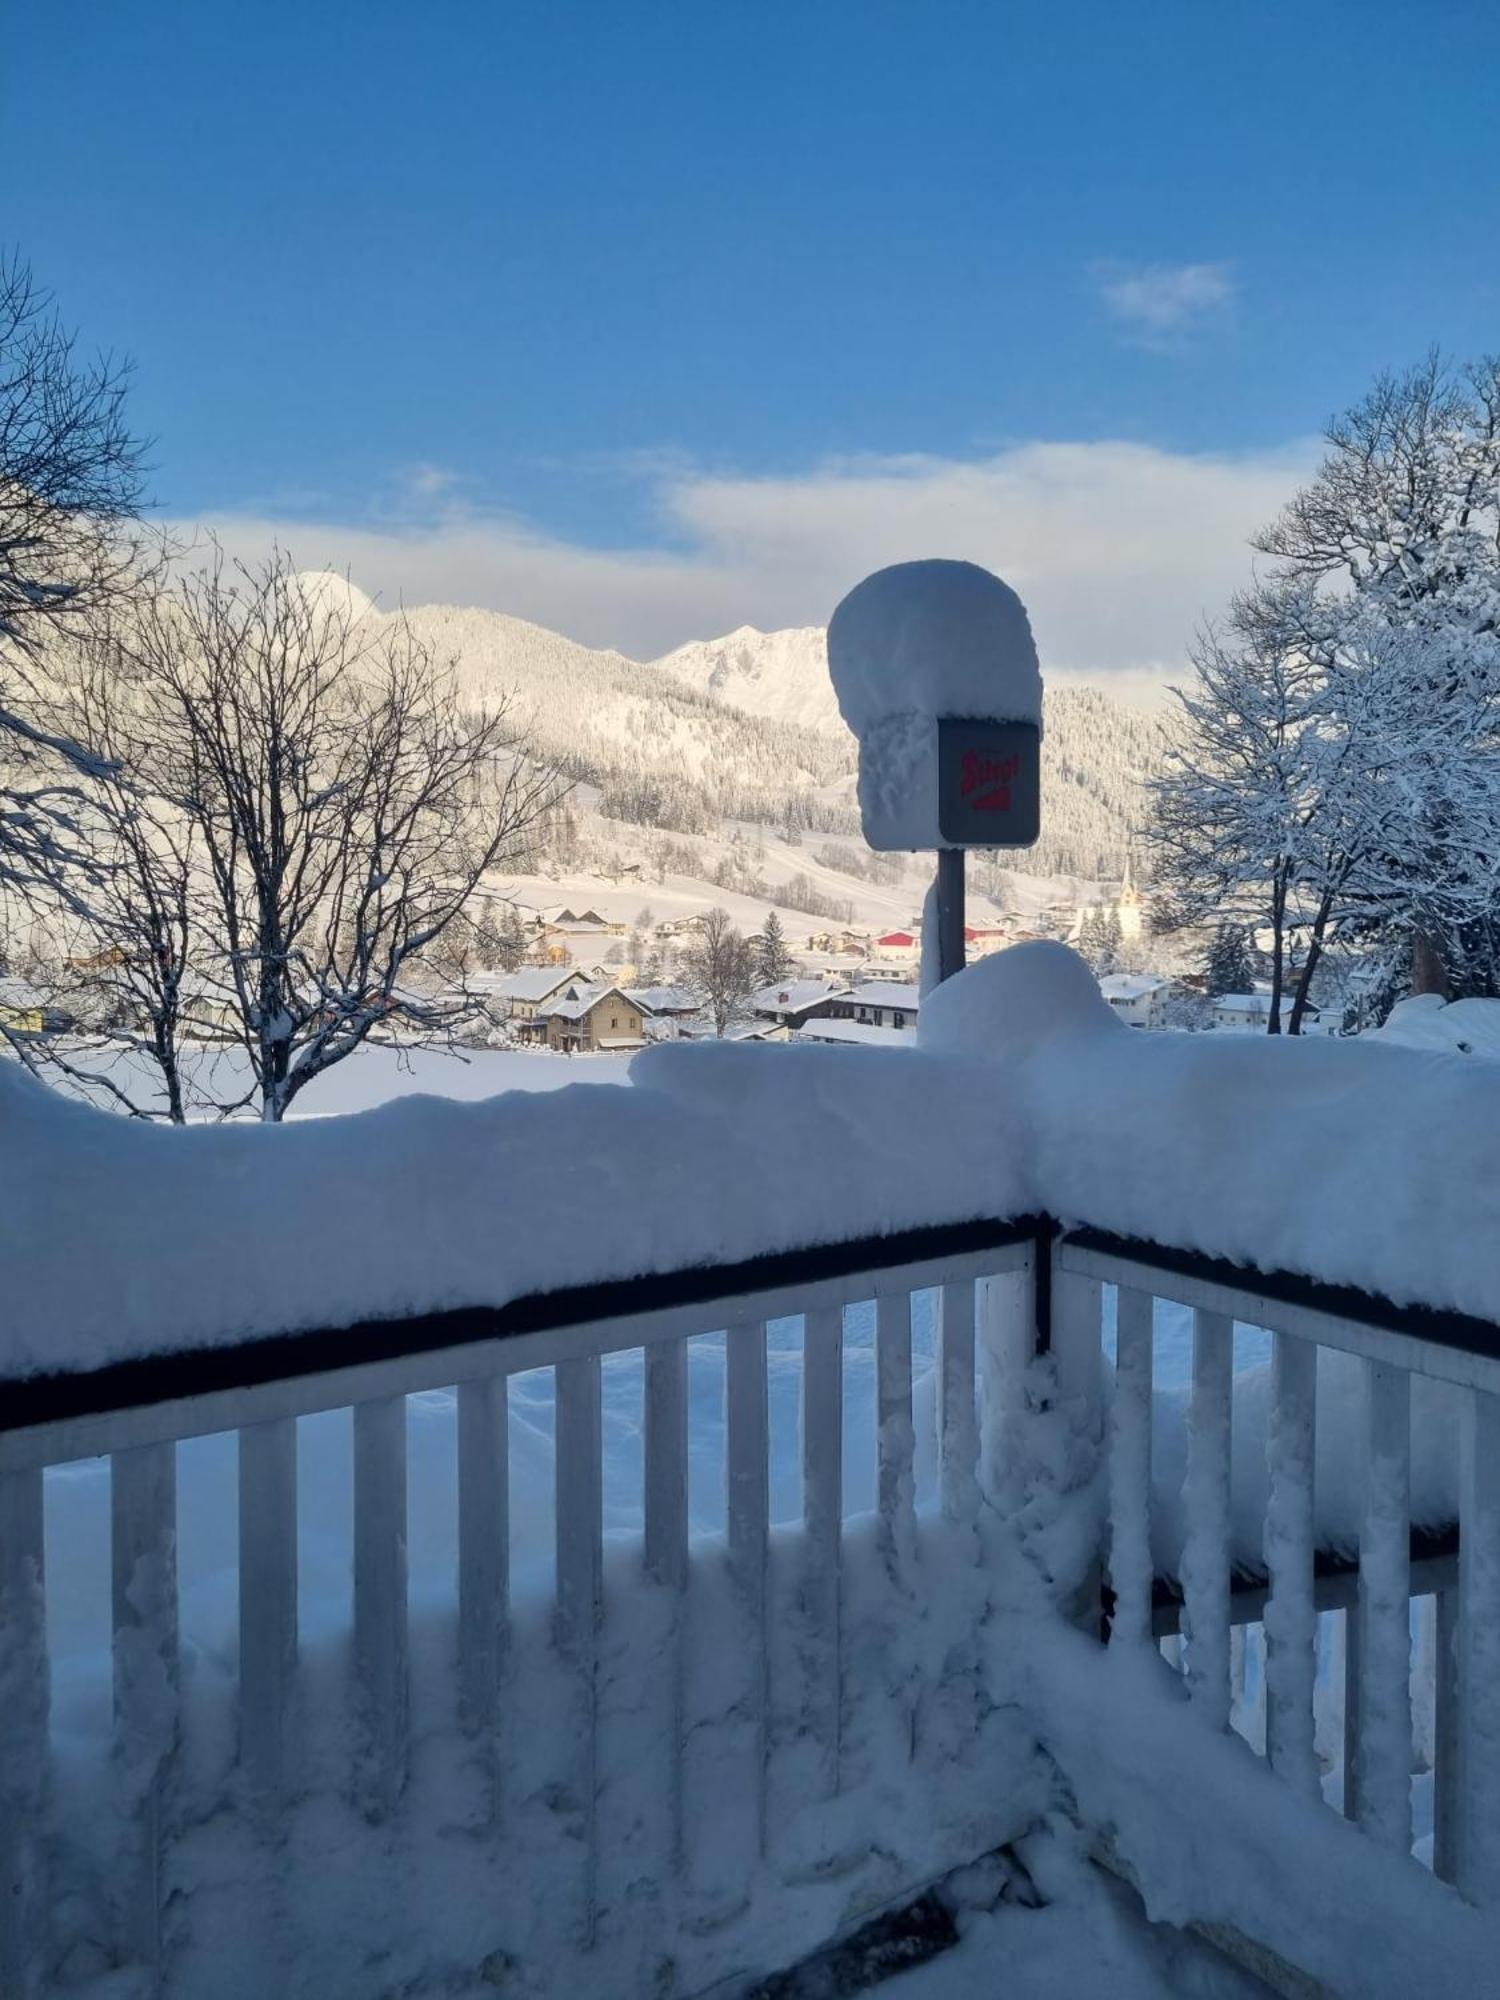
[826,559,1042,736]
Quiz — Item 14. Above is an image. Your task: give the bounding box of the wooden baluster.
[353,1396,408,1822]
[0,1468,48,1999]
[1356,1362,1411,1854]
[644,1339,688,1870]
[457,1377,509,1755]
[1434,1585,1461,1886]
[111,1442,178,1988]
[876,1291,915,1580]
[1264,1332,1318,1796]
[938,1280,980,1526]
[238,1418,298,1808]
[1181,1310,1232,1728]
[726,1319,770,1855]
[1459,1386,1500,1901]
[1108,1286,1154,1647]
[555,1355,603,1941]
[802,1305,844,1795]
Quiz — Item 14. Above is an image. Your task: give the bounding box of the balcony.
[3,944,1498,1997]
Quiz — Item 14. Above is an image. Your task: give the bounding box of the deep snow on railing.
[0,1222,1050,2000]
[1071,1229,1500,1907]
[8,943,1500,1994]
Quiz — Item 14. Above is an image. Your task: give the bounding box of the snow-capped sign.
[826,559,1043,851]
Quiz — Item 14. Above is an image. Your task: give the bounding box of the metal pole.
[936,847,966,986]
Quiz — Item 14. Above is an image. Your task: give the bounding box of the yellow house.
[0,980,46,1036]
[539,983,646,1054]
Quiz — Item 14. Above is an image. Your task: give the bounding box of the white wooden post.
[1048,1259,1104,1625]
[1108,1286,1154,1648]
[0,1468,48,2000]
[111,1442,178,1984]
[1181,1310,1232,1728]
[1459,1386,1500,1901]
[555,1354,602,1941]
[977,1266,1033,1512]
[1434,1584,1461,1887]
[1343,1605,1361,1823]
[457,1376,509,1748]
[938,1279,980,1526]
[238,1418,298,1807]
[802,1304,844,1795]
[353,1396,408,1821]
[876,1290,915,1579]
[1356,1361,1412,1854]
[1264,1331,1318,1796]
[644,1339,688,1869]
[726,1318,770,1855]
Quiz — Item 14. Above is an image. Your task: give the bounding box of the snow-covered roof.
[1099,974,1170,1002]
[488,967,574,1003]
[795,1018,909,1049]
[625,986,700,1016]
[844,981,921,1010]
[1214,992,1274,1012]
[539,983,635,1023]
[751,978,843,1015]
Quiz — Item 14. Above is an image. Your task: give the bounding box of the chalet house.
[750,979,847,1033]
[538,983,646,1054]
[826,980,919,1031]
[1099,972,1171,1029]
[483,968,577,1036]
[627,986,702,1039]
[873,930,920,964]
[1212,991,1328,1035]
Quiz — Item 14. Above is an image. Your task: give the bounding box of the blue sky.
[7,2,1497,670]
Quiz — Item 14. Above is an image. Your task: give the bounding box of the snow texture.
[826,560,1043,850]
[7,938,1500,1382]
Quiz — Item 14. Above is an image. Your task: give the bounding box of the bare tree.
[65,550,566,1120]
[681,906,755,1036]
[0,256,149,904]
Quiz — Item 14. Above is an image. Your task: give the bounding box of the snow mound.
[826,560,1042,735]
[1373,994,1500,1059]
[919,941,1122,1056]
[289,569,376,625]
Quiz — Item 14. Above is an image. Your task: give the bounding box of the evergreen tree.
[753,909,794,986]
[1204,922,1254,998]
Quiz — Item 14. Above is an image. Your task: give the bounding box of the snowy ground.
[885,1823,1264,1999]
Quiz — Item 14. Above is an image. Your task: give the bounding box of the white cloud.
[180,434,1312,686]
[1094,261,1237,347]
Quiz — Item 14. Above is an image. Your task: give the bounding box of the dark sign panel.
[936,716,1041,848]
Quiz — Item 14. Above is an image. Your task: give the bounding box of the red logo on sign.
[961,750,1020,813]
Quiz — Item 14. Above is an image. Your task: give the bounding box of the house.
[480,967,576,1035]
[750,978,846,1032]
[0,977,47,1036]
[826,979,920,1031]
[795,1017,908,1051]
[873,930,920,964]
[1099,972,1171,1029]
[627,986,702,1039]
[1212,991,1327,1034]
[537,983,646,1054]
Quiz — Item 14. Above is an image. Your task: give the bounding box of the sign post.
[825,560,1045,990]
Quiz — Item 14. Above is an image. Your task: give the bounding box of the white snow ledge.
[3,943,1498,1381]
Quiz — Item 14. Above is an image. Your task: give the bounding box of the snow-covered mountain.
[652,625,841,734]
[349,594,1159,884]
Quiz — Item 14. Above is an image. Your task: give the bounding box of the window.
[610,1016,618,1028]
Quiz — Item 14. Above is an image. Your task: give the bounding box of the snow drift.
[3,940,1499,1380]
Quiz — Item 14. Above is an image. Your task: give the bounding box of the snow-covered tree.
[1204,923,1255,998]
[752,908,794,986]
[681,906,755,1037]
